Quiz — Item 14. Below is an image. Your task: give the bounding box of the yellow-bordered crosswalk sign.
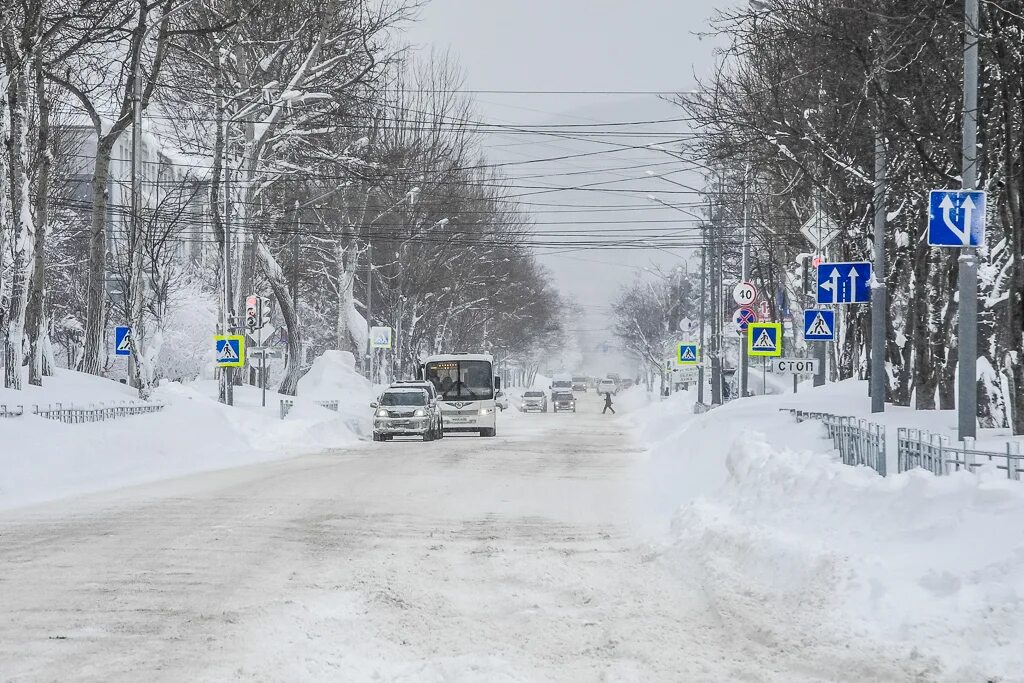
[215,335,246,367]
[747,323,782,357]
[677,343,700,365]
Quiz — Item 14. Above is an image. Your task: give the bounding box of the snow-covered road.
[0,398,924,682]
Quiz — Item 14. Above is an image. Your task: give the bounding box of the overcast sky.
[405,0,738,373]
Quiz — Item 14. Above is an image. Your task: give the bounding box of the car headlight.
[413,408,426,417]
[479,408,492,415]
[376,409,389,418]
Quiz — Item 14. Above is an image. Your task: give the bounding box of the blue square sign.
[816,262,871,305]
[928,190,985,247]
[114,325,132,356]
[803,310,835,341]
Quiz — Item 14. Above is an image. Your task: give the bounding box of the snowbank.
[631,382,1024,680]
[0,355,373,511]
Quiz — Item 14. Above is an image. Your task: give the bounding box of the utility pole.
[128,37,145,391]
[222,125,234,406]
[870,128,887,412]
[292,202,301,370]
[739,166,751,398]
[958,0,980,439]
[365,237,374,384]
[698,241,706,404]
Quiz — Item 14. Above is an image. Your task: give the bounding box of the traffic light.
[245,295,259,331]
[259,296,271,327]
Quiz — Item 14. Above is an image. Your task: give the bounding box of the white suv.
[597,379,617,395]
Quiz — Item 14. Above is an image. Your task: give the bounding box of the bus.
[419,353,500,437]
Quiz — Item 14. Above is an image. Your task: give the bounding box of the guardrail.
[0,401,164,423]
[897,427,1024,480]
[783,409,887,476]
[279,399,340,419]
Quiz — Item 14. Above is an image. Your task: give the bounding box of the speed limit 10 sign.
[733,281,758,306]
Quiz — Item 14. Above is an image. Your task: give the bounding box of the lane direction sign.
[770,358,820,375]
[215,335,246,367]
[803,309,836,341]
[677,343,700,365]
[114,326,132,356]
[733,306,757,335]
[816,261,871,304]
[928,189,985,247]
[748,323,782,357]
[733,281,758,306]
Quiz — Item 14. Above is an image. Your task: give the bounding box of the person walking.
[602,391,615,415]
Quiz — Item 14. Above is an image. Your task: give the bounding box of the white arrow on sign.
[820,267,841,303]
[939,193,971,246]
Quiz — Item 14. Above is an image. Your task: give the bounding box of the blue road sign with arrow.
[803,310,835,341]
[114,326,132,356]
[816,261,871,305]
[928,189,985,247]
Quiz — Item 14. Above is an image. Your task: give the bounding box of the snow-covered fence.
[692,402,716,415]
[784,410,887,476]
[0,402,165,423]
[897,428,1024,480]
[1,404,26,418]
[279,399,340,419]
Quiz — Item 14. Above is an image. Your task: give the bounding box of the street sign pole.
[870,127,887,413]
[958,0,980,440]
[698,242,706,404]
[740,167,750,398]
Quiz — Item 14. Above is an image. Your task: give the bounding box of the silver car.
[520,390,548,413]
[372,388,440,442]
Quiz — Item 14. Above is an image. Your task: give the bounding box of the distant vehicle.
[371,387,441,442]
[571,376,588,392]
[494,390,509,411]
[621,378,634,390]
[550,375,573,397]
[390,380,444,435]
[552,392,577,413]
[597,378,617,395]
[419,353,500,437]
[520,390,548,412]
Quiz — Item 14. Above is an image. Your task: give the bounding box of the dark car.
[552,392,576,413]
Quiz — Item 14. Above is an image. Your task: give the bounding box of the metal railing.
[692,401,716,415]
[0,401,164,423]
[279,399,340,419]
[897,427,1024,480]
[783,409,887,476]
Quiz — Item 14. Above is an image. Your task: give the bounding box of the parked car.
[571,376,588,392]
[520,390,548,412]
[597,378,617,395]
[390,380,444,435]
[495,390,509,411]
[552,392,577,413]
[371,387,441,442]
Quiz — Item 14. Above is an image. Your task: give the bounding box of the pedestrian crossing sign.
[747,323,782,357]
[114,325,132,356]
[677,343,700,365]
[803,309,836,341]
[215,335,246,367]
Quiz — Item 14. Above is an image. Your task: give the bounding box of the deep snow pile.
[0,355,373,510]
[630,384,1024,681]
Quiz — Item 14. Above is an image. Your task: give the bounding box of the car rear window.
[524,391,544,397]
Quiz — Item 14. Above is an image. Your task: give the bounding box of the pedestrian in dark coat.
[602,392,615,414]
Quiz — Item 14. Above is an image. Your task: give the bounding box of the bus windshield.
[425,360,494,401]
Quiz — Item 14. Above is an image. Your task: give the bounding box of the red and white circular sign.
[732,281,758,306]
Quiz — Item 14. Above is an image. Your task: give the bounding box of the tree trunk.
[4,46,36,390]
[26,62,50,386]
[81,140,115,376]
[334,238,359,354]
[257,241,301,395]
